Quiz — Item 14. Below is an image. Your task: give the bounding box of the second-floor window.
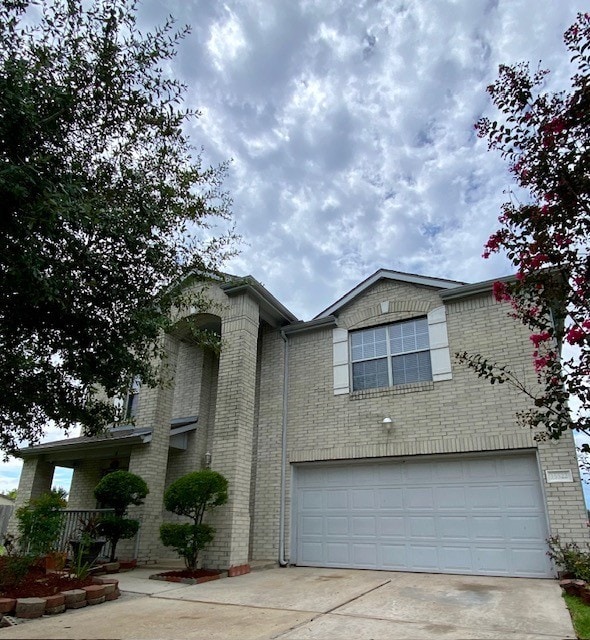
[124,376,141,420]
[351,317,432,391]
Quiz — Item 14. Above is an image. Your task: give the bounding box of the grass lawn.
[564,593,590,639]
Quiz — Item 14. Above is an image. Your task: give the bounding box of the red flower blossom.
[530,332,551,348]
[566,325,587,345]
[492,281,511,302]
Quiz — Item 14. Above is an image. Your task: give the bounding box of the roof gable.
[314,269,465,319]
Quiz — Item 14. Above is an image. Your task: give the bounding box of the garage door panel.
[378,487,403,508]
[511,548,551,576]
[409,545,439,570]
[351,488,375,509]
[440,546,472,571]
[500,457,537,478]
[435,486,466,509]
[301,542,324,563]
[409,516,436,538]
[439,516,469,539]
[405,487,434,509]
[295,453,551,577]
[433,461,465,482]
[381,544,408,568]
[504,484,542,509]
[467,485,502,509]
[351,466,377,484]
[405,463,433,483]
[472,516,505,540]
[352,516,376,536]
[326,468,350,485]
[507,515,547,540]
[380,516,405,537]
[377,465,404,484]
[299,468,326,486]
[326,516,348,535]
[327,543,349,563]
[301,490,323,510]
[466,458,499,478]
[326,490,347,509]
[301,516,323,535]
[353,544,377,566]
[474,547,510,574]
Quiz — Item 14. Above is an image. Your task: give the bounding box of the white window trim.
[332,305,452,395]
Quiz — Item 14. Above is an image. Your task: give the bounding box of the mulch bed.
[0,560,95,599]
[150,568,223,584]
[156,569,220,579]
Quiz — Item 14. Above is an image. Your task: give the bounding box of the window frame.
[349,317,432,391]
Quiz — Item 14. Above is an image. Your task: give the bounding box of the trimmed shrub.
[160,470,228,569]
[94,470,148,517]
[94,471,148,561]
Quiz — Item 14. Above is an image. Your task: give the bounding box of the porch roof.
[18,426,153,461]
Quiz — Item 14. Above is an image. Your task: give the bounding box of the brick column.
[127,334,179,563]
[204,293,259,569]
[7,457,55,536]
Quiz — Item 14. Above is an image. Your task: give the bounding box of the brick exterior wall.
[202,292,260,569]
[250,281,586,563]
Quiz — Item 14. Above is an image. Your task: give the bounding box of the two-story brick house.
[13,269,588,577]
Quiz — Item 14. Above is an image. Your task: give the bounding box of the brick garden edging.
[0,576,120,624]
[149,570,227,585]
[149,564,251,585]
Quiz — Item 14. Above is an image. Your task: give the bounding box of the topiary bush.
[94,470,148,561]
[94,470,149,517]
[160,470,228,569]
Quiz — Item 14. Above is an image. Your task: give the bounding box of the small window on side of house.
[124,376,141,420]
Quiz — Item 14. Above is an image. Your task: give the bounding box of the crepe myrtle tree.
[456,13,590,445]
[160,470,228,570]
[0,0,237,454]
[94,470,148,562]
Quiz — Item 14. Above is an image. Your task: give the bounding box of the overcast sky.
[2,0,589,498]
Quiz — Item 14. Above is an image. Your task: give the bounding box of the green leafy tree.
[16,489,67,556]
[94,470,148,561]
[0,0,236,453]
[160,470,228,569]
[457,13,590,443]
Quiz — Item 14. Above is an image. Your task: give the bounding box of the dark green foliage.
[160,470,228,569]
[547,536,590,582]
[97,515,139,563]
[159,522,215,570]
[163,470,228,521]
[0,0,236,453]
[93,470,148,560]
[15,490,67,556]
[94,470,148,517]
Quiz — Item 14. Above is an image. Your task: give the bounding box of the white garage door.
[293,453,552,577]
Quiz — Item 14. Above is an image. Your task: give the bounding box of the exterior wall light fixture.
[204,451,212,468]
[382,417,393,432]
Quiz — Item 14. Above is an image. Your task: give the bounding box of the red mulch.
[157,569,220,579]
[0,561,95,599]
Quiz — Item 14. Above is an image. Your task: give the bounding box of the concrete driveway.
[0,567,575,639]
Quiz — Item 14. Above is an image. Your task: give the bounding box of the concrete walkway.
[0,567,575,639]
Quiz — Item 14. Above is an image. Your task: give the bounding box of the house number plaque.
[545,469,574,483]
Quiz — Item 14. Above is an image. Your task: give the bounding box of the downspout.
[278,329,289,567]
